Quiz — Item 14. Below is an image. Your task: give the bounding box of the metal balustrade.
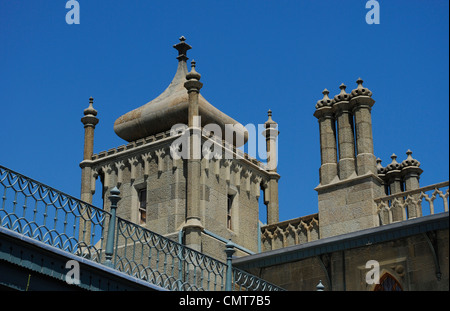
[0,165,109,263]
[0,164,284,291]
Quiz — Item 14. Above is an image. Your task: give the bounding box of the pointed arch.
[374,273,403,291]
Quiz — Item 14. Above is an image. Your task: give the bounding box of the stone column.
[350,78,377,176]
[183,60,204,251]
[266,175,280,224]
[80,97,99,204]
[401,150,422,191]
[385,154,402,194]
[79,97,99,246]
[333,84,356,180]
[385,154,403,221]
[314,90,338,185]
[262,110,280,224]
[401,150,423,218]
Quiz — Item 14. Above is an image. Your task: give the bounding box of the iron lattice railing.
[0,164,285,291]
[0,165,109,263]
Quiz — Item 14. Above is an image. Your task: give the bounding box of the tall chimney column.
[401,150,423,218]
[333,84,356,180]
[314,89,338,185]
[350,78,377,176]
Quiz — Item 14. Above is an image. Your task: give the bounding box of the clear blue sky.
[0,0,448,222]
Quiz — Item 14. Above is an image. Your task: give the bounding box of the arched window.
[374,273,403,291]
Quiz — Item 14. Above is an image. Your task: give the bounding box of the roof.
[113,37,247,145]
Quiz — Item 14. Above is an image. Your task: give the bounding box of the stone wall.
[235,217,449,291]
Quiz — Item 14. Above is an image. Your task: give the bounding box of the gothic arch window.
[374,273,403,291]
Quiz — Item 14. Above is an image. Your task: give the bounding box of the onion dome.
[401,149,421,168]
[315,89,333,109]
[113,37,247,146]
[351,78,373,98]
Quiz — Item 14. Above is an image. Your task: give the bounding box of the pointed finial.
[376,157,386,175]
[401,149,421,168]
[386,153,401,171]
[84,96,97,116]
[186,59,201,81]
[315,89,333,109]
[351,77,372,97]
[173,36,192,62]
[265,109,277,126]
[316,280,325,291]
[334,83,350,103]
[356,78,364,88]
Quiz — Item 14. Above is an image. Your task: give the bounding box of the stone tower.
[79,37,280,260]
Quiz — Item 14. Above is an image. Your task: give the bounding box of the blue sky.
[0,0,448,222]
